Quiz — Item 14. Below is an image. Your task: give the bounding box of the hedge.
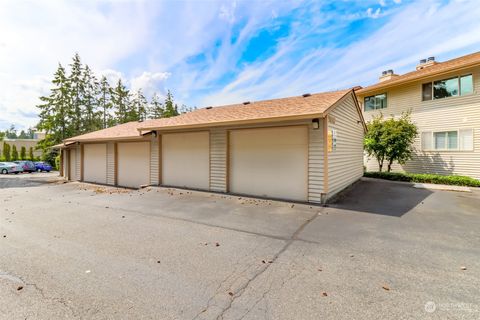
[364,171,480,187]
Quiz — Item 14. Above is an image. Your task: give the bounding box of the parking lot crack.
[213,211,319,320]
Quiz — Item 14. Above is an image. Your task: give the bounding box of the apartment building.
[356,52,480,179]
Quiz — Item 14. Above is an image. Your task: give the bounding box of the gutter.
[136,113,326,134]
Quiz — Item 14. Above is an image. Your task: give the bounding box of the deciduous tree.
[364,112,417,172]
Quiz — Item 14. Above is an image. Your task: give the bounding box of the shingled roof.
[357,51,480,95]
[139,89,352,131]
[64,121,146,142]
[62,89,354,142]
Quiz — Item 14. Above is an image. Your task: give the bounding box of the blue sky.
[1,0,480,130]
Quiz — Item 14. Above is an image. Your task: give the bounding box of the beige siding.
[106,142,115,185]
[328,94,365,198]
[75,146,81,181]
[308,122,324,203]
[210,129,227,192]
[360,66,480,179]
[66,145,81,181]
[62,150,67,178]
[150,135,160,185]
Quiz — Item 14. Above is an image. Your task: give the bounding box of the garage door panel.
[162,132,209,189]
[83,144,107,184]
[117,142,150,188]
[229,126,308,201]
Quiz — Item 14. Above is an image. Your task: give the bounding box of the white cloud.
[0,0,157,130]
[130,72,171,99]
[199,0,480,107]
[379,0,387,7]
[98,69,125,87]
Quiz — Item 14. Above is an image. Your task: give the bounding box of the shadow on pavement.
[329,179,433,217]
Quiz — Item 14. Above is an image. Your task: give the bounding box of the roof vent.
[302,93,311,97]
[243,101,251,105]
[206,106,213,109]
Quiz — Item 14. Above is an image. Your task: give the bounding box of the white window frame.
[422,73,474,102]
[421,128,474,152]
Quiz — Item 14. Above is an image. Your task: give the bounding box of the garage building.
[58,89,365,203]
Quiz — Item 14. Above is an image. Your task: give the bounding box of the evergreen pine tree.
[29,147,34,161]
[37,63,72,150]
[3,142,10,161]
[82,65,101,132]
[163,90,179,118]
[68,53,84,135]
[132,89,148,121]
[111,79,131,124]
[11,145,18,160]
[98,76,113,128]
[20,146,26,160]
[149,93,164,119]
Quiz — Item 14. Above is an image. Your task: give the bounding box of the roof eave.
[137,113,327,133]
[64,135,145,143]
[357,61,480,95]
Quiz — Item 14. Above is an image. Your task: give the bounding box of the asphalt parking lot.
[0,174,479,319]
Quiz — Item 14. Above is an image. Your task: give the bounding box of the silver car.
[0,162,23,174]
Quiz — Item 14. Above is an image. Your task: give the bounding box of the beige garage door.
[162,132,209,189]
[117,142,150,188]
[83,144,107,184]
[229,126,308,201]
[69,148,76,180]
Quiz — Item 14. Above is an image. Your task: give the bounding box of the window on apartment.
[364,93,387,111]
[422,74,473,101]
[421,129,473,151]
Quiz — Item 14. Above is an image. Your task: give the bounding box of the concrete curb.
[360,177,472,192]
[412,183,471,192]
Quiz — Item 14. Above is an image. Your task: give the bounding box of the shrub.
[54,154,61,170]
[364,171,480,187]
[364,112,417,172]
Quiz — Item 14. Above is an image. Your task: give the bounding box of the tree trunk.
[387,160,393,172]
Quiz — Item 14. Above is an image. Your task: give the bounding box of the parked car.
[0,162,23,174]
[34,161,52,172]
[14,161,36,173]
